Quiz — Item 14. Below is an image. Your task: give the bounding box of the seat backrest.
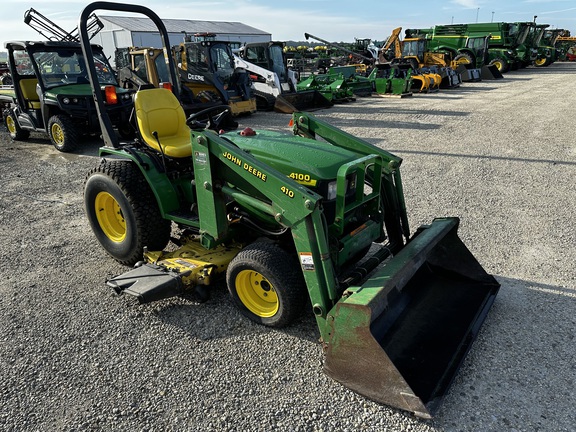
[134,88,191,158]
[19,78,41,109]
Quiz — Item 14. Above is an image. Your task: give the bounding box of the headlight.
[327,181,338,201]
[62,97,70,104]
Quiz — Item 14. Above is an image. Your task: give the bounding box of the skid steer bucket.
[274,90,333,114]
[481,64,504,80]
[324,218,499,419]
[456,64,482,82]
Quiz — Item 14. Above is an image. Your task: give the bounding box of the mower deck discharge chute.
[79,2,500,419]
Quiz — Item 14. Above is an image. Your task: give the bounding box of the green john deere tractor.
[79,2,499,419]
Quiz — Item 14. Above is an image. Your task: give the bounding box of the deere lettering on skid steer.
[79,2,500,419]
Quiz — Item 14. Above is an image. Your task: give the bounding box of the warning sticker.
[299,252,315,271]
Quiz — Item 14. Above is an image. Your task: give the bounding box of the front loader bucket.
[481,64,504,80]
[274,90,333,114]
[324,218,499,418]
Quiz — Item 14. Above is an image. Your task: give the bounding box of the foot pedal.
[107,263,186,304]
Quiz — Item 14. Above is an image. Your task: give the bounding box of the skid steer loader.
[234,41,332,113]
[79,2,500,419]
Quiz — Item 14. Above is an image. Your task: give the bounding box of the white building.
[92,15,271,59]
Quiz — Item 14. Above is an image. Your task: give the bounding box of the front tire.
[48,114,79,152]
[226,242,306,328]
[84,160,171,265]
[489,58,509,73]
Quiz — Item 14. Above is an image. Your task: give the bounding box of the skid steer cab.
[79,2,500,419]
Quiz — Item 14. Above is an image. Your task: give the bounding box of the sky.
[1,0,575,49]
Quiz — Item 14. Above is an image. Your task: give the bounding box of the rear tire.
[226,242,306,328]
[48,114,79,152]
[454,53,474,65]
[84,160,171,265]
[4,110,30,140]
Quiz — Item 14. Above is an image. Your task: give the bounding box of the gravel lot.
[1,62,575,432]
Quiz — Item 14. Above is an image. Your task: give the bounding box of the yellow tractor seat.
[19,78,41,110]
[134,88,191,158]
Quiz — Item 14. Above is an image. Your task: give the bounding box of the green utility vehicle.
[79,2,499,419]
[0,40,133,151]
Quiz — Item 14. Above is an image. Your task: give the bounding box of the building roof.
[100,16,270,36]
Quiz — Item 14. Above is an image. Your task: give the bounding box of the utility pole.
[491,11,495,23]
[476,7,480,23]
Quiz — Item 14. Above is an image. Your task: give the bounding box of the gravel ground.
[1,62,575,432]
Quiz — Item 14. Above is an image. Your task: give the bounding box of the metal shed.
[92,15,271,59]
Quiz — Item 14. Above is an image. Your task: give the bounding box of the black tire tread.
[84,160,171,265]
[226,242,306,328]
[48,114,79,152]
[4,111,30,141]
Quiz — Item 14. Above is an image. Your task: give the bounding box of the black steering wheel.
[186,105,231,130]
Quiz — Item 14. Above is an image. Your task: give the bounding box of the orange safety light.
[160,82,173,91]
[104,85,118,105]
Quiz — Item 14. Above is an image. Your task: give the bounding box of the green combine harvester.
[79,2,500,419]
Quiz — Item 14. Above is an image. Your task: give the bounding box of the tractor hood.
[223,129,360,183]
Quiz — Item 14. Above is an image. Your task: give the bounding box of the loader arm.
[190,127,343,321]
[381,27,403,62]
[291,113,410,245]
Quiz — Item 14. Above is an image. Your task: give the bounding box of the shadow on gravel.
[498,76,533,81]
[434,275,576,431]
[320,115,442,130]
[1,131,103,158]
[391,149,576,167]
[448,86,501,92]
[521,67,574,74]
[152,284,319,344]
[329,105,471,117]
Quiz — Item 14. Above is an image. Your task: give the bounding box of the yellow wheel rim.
[456,58,471,65]
[236,270,278,317]
[534,58,546,66]
[493,60,504,71]
[6,116,16,134]
[51,123,65,145]
[95,191,126,242]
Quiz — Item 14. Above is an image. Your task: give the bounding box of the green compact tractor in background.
[0,8,133,152]
[79,2,500,419]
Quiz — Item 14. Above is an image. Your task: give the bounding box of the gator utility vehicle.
[234,41,332,113]
[0,8,133,152]
[79,2,500,419]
